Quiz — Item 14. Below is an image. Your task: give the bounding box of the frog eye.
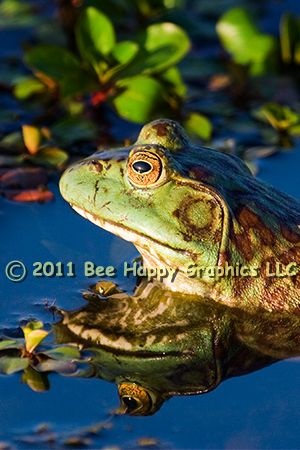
[118,383,152,415]
[127,151,162,186]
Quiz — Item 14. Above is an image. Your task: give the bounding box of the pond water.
[2,0,300,448]
[1,145,300,449]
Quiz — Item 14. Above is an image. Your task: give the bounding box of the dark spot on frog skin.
[117,156,127,162]
[87,160,103,173]
[93,180,99,203]
[183,234,193,242]
[218,249,231,267]
[278,246,300,265]
[229,220,253,262]
[236,205,276,246]
[189,166,213,182]
[233,275,253,297]
[106,164,112,171]
[214,229,222,245]
[280,224,300,244]
[152,122,169,137]
[120,167,124,177]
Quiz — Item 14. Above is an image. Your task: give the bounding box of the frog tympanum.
[54,281,300,415]
[60,119,300,311]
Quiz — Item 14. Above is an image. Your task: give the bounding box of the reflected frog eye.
[127,151,162,186]
[118,383,152,415]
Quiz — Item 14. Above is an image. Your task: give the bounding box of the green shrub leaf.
[24,45,97,99]
[113,76,164,122]
[216,7,276,75]
[76,7,116,76]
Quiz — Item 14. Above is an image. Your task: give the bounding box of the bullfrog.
[59,119,300,312]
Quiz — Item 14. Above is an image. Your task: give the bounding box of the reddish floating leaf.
[1,167,48,189]
[3,189,54,203]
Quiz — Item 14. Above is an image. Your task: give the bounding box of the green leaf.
[159,66,186,98]
[216,7,276,75]
[280,12,299,64]
[24,45,97,99]
[22,125,42,154]
[14,77,46,100]
[103,41,140,82]
[21,365,50,392]
[0,339,24,350]
[36,359,77,374]
[255,103,300,131]
[113,76,164,123]
[28,147,69,169]
[41,346,81,361]
[22,321,49,353]
[138,22,190,74]
[0,356,29,374]
[111,41,139,65]
[294,40,300,65]
[50,116,98,146]
[184,112,212,141]
[76,7,116,76]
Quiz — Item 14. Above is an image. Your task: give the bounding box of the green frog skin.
[59,119,300,312]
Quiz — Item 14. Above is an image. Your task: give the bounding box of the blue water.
[1,146,300,449]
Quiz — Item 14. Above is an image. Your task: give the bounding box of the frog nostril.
[88,160,103,173]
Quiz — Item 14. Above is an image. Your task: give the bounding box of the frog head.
[60,119,300,310]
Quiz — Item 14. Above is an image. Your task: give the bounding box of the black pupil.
[132,161,152,174]
[123,396,138,410]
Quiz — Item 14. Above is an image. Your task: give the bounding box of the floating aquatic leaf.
[0,155,24,168]
[0,167,48,189]
[28,147,69,169]
[63,436,92,448]
[23,321,49,353]
[0,356,29,374]
[22,125,43,154]
[36,359,77,375]
[21,365,50,392]
[3,189,54,203]
[0,339,24,350]
[184,112,212,141]
[113,76,164,123]
[137,437,160,447]
[41,346,81,361]
[254,103,300,131]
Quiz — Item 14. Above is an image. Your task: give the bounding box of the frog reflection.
[52,280,300,416]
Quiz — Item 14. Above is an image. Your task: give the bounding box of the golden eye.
[118,383,152,415]
[127,151,162,186]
